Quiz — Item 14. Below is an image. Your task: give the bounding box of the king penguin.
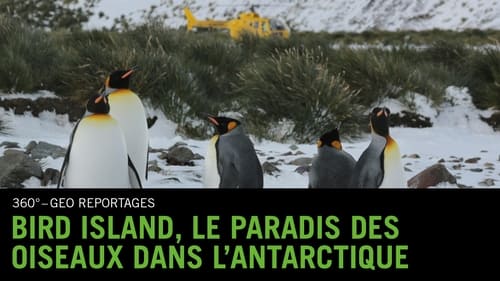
[350,107,406,188]
[308,128,356,188]
[103,68,149,188]
[204,115,263,188]
[57,93,142,188]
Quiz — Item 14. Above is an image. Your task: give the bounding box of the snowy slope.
[86,0,500,32]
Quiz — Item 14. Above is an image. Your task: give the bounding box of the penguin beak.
[94,91,108,104]
[208,116,219,126]
[121,69,134,79]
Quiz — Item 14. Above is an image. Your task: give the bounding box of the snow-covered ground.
[1,86,499,189]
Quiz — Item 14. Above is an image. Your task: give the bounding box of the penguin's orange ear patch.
[105,77,110,88]
[227,121,238,131]
[331,140,342,150]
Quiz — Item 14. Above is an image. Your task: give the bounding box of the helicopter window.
[253,21,259,29]
[262,22,269,32]
[270,18,289,31]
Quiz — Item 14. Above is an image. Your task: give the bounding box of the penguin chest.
[204,135,220,188]
[380,137,406,188]
[65,115,130,188]
[108,90,149,180]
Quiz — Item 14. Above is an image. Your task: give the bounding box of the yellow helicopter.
[183,6,290,40]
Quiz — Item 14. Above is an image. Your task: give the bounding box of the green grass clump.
[233,47,363,142]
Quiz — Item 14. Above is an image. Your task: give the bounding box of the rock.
[295,165,310,175]
[0,141,19,148]
[193,153,205,160]
[167,142,188,151]
[25,141,37,152]
[148,165,162,173]
[407,164,457,189]
[289,144,299,151]
[484,163,494,170]
[403,154,420,159]
[0,150,43,188]
[262,162,280,176]
[256,150,266,157]
[149,147,168,153]
[449,157,463,163]
[438,158,445,163]
[158,152,169,160]
[41,168,60,186]
[166,146,196,166]
[280,151,293,156]
[288,157,312,166]
[0,97,85,122]
[478,178,495,187]
[464,157,481,164]
[164,177,181,183]
[469,168,483,172]
[26,141,66,159]
[390,110,432,128]
[480,111,500,131]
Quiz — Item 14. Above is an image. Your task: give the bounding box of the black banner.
[0,189,498,278]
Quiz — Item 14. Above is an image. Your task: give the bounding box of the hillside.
[88,0,500,32]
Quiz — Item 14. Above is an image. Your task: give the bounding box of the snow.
[0,90,58,100]
[1,87,499,189]
[85,0,500,32]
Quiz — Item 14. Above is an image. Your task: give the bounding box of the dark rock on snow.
[0,149,43,188]
[407,163,457,188]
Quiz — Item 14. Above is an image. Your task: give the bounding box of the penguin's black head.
[317,128,342,150]
[86,93,109,114]
[105,68,134,89]
[207,115,241,135]
[370,107,390,137]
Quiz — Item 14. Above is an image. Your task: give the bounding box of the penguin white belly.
[204,135,220,188]
[65,115,130,188]
[109,90,149,183]
[379,137,407,188]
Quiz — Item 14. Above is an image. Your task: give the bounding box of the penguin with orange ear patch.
[103,68,149,188]
[350,107,406,188]
[204,115,263,188]
[308,128,356,188]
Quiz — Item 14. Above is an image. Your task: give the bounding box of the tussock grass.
[1,19,499,140]
[233,48,363,142]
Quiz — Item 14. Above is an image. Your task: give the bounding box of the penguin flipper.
[57,152,69,188]
[57,120,81,188]
[128,155,143,189]
[218,161,239,188]
[145,145,149,180]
